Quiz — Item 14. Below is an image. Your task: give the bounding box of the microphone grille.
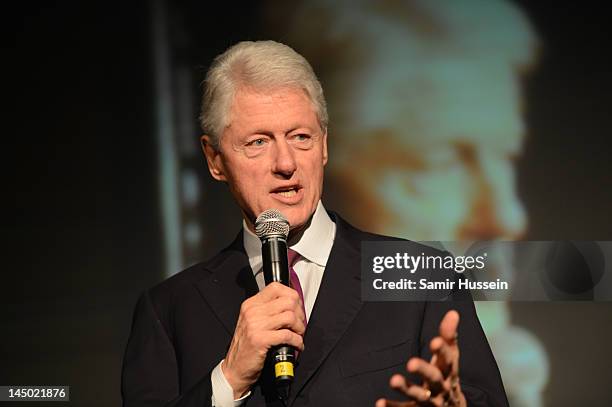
[255,209,290,239]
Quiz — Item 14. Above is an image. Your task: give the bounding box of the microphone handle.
[262,237,289,286]
[261,237,295,396]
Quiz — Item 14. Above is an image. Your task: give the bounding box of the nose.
[272,138,297,178]
[457,151,527,240]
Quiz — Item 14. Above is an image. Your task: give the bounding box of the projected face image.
[335,59,527,244]
[324,36,548,407]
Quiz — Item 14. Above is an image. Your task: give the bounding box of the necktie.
[287,248,307,325]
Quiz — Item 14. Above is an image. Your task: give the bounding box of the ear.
[201,135,227,182]
[322,131,329,166]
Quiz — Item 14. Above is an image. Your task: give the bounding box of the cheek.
[239,179,266,201]
[305,156,326,187]
[226,165,266,205]
[373,171,469,235]
[414,171,473,223]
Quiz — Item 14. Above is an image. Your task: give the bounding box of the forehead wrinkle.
[228,88,319,136]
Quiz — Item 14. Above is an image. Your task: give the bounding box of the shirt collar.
[243,201,336,273]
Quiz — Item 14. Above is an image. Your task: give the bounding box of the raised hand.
[376,310,466,407]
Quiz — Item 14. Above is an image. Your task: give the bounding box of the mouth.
[277,190,297,198]
[271,185,303,201]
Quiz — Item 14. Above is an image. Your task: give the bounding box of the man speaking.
[122,41,508,407]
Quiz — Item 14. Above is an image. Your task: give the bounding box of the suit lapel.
[195,231,259,335]
[290,214,363,404]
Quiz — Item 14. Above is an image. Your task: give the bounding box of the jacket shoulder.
[145,234,243,319]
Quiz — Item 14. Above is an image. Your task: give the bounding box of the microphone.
[255,209,294,399]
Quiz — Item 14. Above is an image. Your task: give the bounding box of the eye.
[289,133,314,149]
[294,134,310,141]
[245,138,267,147]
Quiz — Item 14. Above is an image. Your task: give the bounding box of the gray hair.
[200,40,328,148]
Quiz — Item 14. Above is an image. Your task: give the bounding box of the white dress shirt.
[211,201,336,406]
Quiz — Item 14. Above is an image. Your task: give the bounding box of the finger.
[389,374,411,396]
[389,374,435,404]
[407,358,444,392]
[264,296,306,323]
[429,337,454,377]
[375,398,417,407]
[266,310,306,335]
[257,282,298,302]
[438,310,460,344]
[430,336,444,354]
[269,329,305,351]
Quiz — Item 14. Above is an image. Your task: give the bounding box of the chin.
[283,207,313,229]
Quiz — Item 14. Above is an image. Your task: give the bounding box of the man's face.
[334,59,527,242]
[203,86,328,232]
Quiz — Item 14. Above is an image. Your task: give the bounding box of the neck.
[287,215,314,245]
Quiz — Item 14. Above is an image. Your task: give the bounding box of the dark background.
[6,1,611,406]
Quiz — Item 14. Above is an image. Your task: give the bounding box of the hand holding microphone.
[221,210,306,400]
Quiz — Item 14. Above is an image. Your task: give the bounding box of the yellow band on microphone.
[274,361,294,378]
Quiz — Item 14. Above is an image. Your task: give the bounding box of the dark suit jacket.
[122,212,508,407]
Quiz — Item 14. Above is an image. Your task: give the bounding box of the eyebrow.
[250,130,275,137]
[250,126,314,136]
